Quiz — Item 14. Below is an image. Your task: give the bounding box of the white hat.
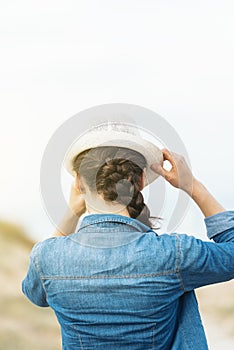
[64,122,163,185]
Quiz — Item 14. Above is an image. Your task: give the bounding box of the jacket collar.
[78,213,153,233]
[70,214,157,248]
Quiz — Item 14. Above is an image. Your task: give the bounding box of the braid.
[72,146,152,227]
[127,190,151,227]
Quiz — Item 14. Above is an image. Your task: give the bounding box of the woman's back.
[27,214,183,349]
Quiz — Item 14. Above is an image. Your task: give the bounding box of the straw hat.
[64,121,163,185]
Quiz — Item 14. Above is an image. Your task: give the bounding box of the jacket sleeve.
[178,211,234,292]
[22,242,49,307]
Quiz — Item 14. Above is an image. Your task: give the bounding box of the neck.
[84,193,130,217]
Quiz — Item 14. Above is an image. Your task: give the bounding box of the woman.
[22,123,234,350]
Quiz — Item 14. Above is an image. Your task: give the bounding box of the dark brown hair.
[72,146,153,227]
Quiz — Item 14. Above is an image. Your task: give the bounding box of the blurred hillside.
[197,281,234,349]
[0,220,60,350]
[0,219,233,349]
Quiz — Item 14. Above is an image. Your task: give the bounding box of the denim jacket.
[22,211,234,349]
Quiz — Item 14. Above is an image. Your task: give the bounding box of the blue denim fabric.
[22,211,234,349]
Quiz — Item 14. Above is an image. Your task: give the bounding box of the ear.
[139,168,147,191]
[74,172,86,193]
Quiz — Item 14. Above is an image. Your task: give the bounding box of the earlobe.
[74,173,85,193]
[140,168,147,190]
[74,172,79,189]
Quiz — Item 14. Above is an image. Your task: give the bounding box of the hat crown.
[90,121,140,136]
[64,120,163,185]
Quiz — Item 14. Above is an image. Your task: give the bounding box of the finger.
[150,163,172,179]
[161,149,175,163]
[150,163,165,176]
[162,149,181,171]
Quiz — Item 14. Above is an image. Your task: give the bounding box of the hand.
[151,149,194,195]
[69,180,86,216]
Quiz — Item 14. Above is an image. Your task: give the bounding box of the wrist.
[67,207,83,219]
[191,179,205,200]
[53,209,80,237]
[190,179,225,217]
[181,176,198,196]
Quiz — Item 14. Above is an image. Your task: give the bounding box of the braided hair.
[72,146,152,227]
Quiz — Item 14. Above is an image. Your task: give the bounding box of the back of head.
[72,146,152,227]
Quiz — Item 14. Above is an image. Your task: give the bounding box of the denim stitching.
[41,270,177,280]
[33,244,49,299]
[175,235,185,292]
[33,245,43,276]
[78,215,152,233]
[75,328,85,350]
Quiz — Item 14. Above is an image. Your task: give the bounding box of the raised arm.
[151,149,234,290]
[151,148,225,217]
[54,174,86,236]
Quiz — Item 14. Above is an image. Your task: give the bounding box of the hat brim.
[64,130,163,186]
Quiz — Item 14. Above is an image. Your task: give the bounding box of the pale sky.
[0,0,234,239]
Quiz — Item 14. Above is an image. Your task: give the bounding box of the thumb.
[151,163,167,177]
